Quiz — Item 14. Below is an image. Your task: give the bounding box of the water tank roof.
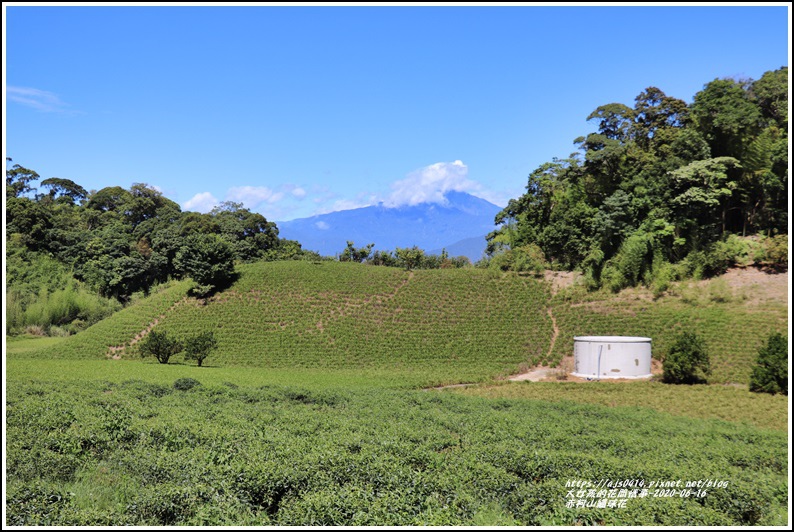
[574,336,652,343]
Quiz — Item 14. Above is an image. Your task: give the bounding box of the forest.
[5,167,321,335]
[486,67,788,290]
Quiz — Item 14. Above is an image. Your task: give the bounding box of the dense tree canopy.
[488,67,788,289]
[5,165,321,334]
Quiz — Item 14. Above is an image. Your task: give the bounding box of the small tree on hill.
[184,331,218,367]
[395,246,424,271]
[662,330,711,384]
[339,241,374,263]
[139,330,182,364]
[749,332,788,395]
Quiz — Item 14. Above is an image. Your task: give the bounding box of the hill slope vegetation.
[31,262,553,384]
[30,261,787,387]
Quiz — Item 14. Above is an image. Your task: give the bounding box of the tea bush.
[5,377,788,526]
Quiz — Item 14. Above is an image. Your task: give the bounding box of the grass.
[5,335,64,356]
[447,381,789,432]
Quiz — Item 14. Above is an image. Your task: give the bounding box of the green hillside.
[11,261,789,526]
[28,261,787,386]
[27,280,193,361]
[545,278,788,385]
[30,261,553,383]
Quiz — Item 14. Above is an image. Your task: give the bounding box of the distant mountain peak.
[277,191,501,261]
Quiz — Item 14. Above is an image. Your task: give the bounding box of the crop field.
[29,262,553,385]
[449,381,789,432]
[7,261,790,526]
[28,262,786,386]
[5,366,788,526]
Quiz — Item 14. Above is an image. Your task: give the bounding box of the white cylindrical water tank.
[572,336,652,379]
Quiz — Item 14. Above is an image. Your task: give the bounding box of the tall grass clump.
[7,284,122,336]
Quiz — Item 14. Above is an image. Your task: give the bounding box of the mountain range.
[276,191,502,262]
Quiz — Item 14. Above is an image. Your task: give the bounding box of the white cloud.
[226,186,284,207]
[314,196,378,215]
[385,160,481,207]
[182,192,219,213]
[291,187,307,199]
[315,221,329,230]
[333,199,372,211]
[8,86,70,113]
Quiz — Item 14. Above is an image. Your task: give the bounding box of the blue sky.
[4,4,790,221]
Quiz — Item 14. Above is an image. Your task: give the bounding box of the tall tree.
[174,233,236,297]
[6,160,39,199]
[668,157,741,244]
[692,78,762,159]
[751,67,788,130]
[40,177,88,205]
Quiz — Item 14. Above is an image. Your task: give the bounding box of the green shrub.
[757,235,788,270]
[681,246,735,280]
[139,330,183,364]
[707,278,733,303]
[513,244,547,276]
[749,333,788,395]
[600,261,625,293]
[649,260,678,299]
[173,378,202,391]
[485,244,547,276]
[711,234,753,269]
[616,233,653,287]
[663,331,711,384]
[394,246,425,271]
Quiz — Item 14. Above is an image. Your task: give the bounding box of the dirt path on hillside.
[105,297,193,359]
[435,266,785,387]
[506,306,560,382]
[389,270,414,299]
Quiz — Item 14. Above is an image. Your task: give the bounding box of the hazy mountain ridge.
[277,191,501,260]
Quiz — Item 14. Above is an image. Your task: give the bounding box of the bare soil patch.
[707,266,788,306]
[507,356,662,383]
[543,270,580,295]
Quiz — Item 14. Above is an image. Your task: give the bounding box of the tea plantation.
[7,261,790,526]
[29,261,553,385]
[5,376,788,526]
[545,283,788,384]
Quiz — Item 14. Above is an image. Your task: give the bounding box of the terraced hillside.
[29,262,786,385]
[26,280,193,361]
[32,262,553,383]
[543,271,788,385]
[11,262,789,526]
